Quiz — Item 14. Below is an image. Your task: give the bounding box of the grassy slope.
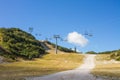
[92,54,120,78]
[0,28,45,60]
[45,41,75,53]
[0,53,84,80]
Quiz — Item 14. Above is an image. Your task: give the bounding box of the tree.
[86,51,97,54]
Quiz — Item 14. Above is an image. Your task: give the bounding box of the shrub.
[0,28,45,60]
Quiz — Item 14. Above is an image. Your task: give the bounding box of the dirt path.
[26,54,101,80]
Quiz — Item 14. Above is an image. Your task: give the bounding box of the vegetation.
[0,28,45,60]
[46,41,75,53]
[98,51,113,54]
[86,51,97,54]
[92,54,120,79]
[0,53,84,80]
[98,49,120,61]
[96,54,111,61]
[110,50,120,61]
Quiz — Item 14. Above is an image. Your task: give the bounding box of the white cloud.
[67,31,88,47]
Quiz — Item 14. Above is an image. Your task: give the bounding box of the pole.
[55,38,57,54]
[74,46,76,53]
[54,35,60,54]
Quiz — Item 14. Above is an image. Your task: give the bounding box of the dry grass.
[92,54,120,78]
[0,53,84,80]
[95,54,111,61]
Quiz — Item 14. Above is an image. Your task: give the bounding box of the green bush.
[0,28,45,59]
[110,50,120,61]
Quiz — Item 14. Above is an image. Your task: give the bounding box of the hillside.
[98,49,120,61]
[0,28,45,60]
[43,41,75,53]
[0,28,76,60]
[0,53,84,80]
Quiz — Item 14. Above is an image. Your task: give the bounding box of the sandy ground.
[26,54,104,80]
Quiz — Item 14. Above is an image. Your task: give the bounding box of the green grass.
[0,53,84,80]
[92,54,120,78]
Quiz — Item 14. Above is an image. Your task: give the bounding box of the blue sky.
[0,0,120,53]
